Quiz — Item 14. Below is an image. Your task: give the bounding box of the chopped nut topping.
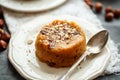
[27,40,33,45]
[39,20,81,48]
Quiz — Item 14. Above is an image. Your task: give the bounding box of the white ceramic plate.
[0,0,66,12]
[9,15,110,80]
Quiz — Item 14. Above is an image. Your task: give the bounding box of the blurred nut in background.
[84,0,91,3]
[1,32,11,42]
[95,2,103,13]
[86,2,93,9]
[0,40,7,49]
[105,6,113,14]
[84,0,93,9]
[0,28,11,50]
[105,12,114,21]
[0,19,4,28]
[0,28,4,35]
[114,9,120,19]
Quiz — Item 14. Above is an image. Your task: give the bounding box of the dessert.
[35,20,86,68]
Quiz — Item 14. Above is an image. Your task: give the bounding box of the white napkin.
[3,0,120,75]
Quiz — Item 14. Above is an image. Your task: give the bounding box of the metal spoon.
[58,30,109,80]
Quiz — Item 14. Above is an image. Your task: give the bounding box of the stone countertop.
[0,0,120,80]
[94,0,120,79]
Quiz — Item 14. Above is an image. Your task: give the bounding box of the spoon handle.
[58,50,90,80]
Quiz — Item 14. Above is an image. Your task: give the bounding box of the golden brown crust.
[35,20,86,68]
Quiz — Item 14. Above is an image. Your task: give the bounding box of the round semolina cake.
[35,20,86,68]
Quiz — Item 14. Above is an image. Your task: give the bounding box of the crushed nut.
[27,40,33,45]
[39,20,81,48]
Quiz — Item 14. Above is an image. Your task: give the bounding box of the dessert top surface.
[38,20,85,49]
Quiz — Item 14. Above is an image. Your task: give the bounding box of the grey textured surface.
[94,0,120,79]
[0,0,120,80]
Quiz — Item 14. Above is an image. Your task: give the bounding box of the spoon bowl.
[87,30,109,54]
